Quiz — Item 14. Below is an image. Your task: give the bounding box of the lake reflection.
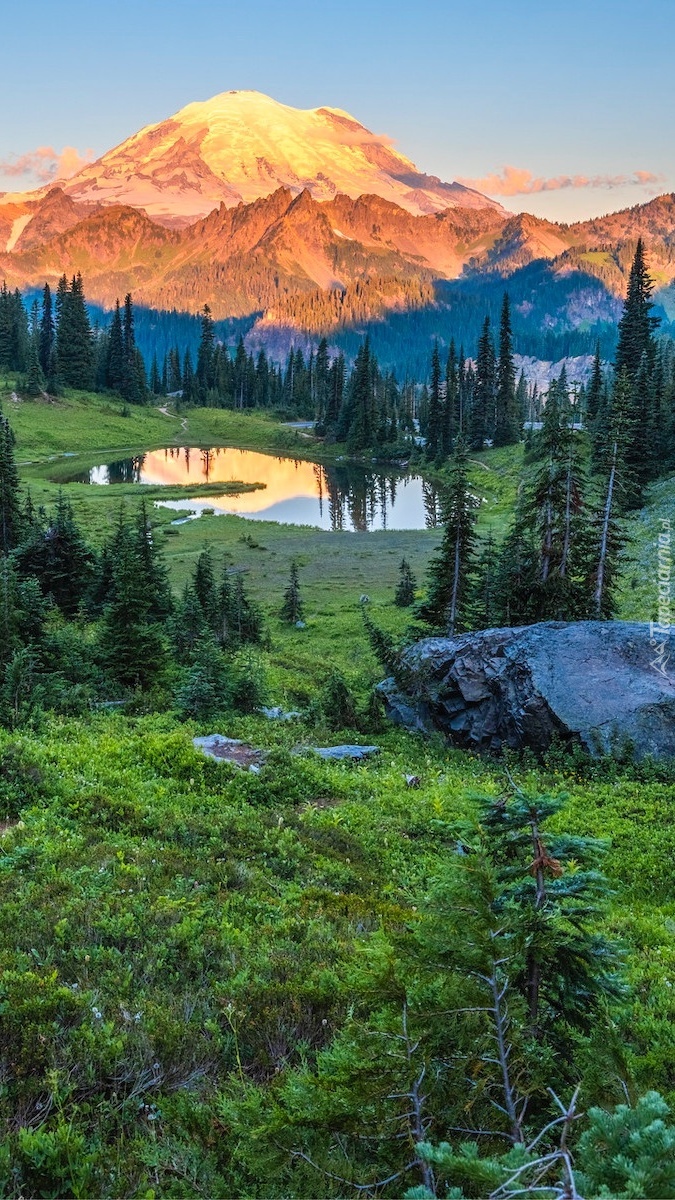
[65,446,440,532]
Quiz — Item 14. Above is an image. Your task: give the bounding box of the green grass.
[2,379,670,693]
[1,378,338,463]
[1,383,525,684]
[1,382,675,1194]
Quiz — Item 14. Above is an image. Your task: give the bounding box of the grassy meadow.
[0,378,674,1195]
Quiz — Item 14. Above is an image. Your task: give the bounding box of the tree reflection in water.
[105,455,147,484]
[56,447,441,532]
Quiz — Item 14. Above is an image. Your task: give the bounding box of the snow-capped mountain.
[1,90,674,352]
[17,90,503,226]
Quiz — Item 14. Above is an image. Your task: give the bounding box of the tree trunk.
[595,443,617,618]
[448,527,462,636]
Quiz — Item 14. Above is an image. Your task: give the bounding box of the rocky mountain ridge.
[1,91,674,341]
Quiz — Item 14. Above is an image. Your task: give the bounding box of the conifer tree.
[425,342,443,460]
[341,339,375,450]
[39,283,55,380]
[192,547,220,632]
[586,369,634,617]
[24,330,44,398]
[406,789,621,1193]
[394,558,416,607]
[515,370,528,428]
[281,560,303,623]
[494,293,519,446]
[16,492,93,615]
[56,273,94,389]
[181,348,195,404]
[0,284,27,371]
[120,293,145,404]
[604,367,641,508]
[176,633,230,720]
[149,354,161,395]
[98,514,167,689]
[361,607,408,686]
[106,300,124,392]
[615,238,659,378]
[469,316,496,449]
[254,348,270,407]
[472,530,499,629]
[0,412,22,555]
[196,304,216,403]
[585,341,603,428]
[167,346,182,393]
[314,337,330,424]
[442,340,458,455]
[526,377,588,619]
[417,437,477,634]
[169,584,209,662]
[493,506,537,626]
[232,573,264,646]
[134,500,173,621]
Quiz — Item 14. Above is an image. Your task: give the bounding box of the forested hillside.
[3,182,675,377]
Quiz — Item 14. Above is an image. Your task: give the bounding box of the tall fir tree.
[417,437,477,634]
[25,303,44,397]
[39,283,55,381]
[281,560,303,623]
[0,413,22,555]
[394,557,417,607]
[494,293,519,446]
[469,316,496,449]
[615,238,659,378]
[196,304,216,403]
[99,513,167,689]
[106,300,125,392]
[472,530,500,629]
[16,492,93,616]
[442,340,458,456]
[192,547,220,632]
[314,337,330,424]
[134,500,173,621]
[426,342,443,461]
[56,273,94,390]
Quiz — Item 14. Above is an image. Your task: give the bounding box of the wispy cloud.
[458,165,665,196]
[0,145,93,183]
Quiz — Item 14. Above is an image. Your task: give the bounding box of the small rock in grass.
[310,745,380,761]
[259,706,302,721]
[193,735,266,769]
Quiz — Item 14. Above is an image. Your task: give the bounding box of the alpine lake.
[53,444,443,532]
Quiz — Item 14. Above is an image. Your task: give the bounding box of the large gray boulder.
[378,622,675,760]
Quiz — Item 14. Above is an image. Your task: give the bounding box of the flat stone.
[310,745,380,761]
[193,735,267,769]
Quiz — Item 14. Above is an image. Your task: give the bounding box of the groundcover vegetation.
[1,371,675,1196]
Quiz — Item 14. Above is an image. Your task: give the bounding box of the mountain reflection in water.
[66,446,441,532]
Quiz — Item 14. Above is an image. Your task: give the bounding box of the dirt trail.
[157,405,188,431]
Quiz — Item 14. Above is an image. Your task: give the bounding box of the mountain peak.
[15,90,503,227]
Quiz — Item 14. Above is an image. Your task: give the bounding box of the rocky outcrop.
[378,622,675,760]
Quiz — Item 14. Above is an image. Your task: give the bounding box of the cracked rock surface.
[378,622,675,760]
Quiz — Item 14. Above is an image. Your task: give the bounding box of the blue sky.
[1,0,672,222]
